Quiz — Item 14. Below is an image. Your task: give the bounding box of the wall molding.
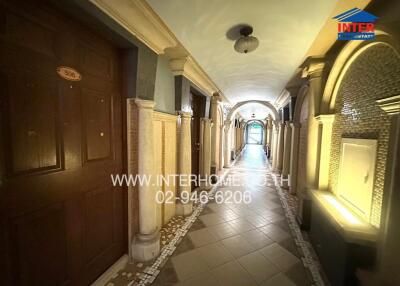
[153,111,178,122]
[168,54,220,96]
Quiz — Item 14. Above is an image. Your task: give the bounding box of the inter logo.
[333,8,378,40]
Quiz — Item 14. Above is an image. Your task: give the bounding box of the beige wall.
[153,112,178,227]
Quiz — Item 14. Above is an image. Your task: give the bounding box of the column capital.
[376,95,400,115]
[179,111,192,118]
[285,121,292,127]
[135,98,155,109]
[211,93,221,103]
[315,114,335,125]
[201,117,212,123]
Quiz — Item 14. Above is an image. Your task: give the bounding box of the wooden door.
[190,92,205,189]
[0,0,127,285]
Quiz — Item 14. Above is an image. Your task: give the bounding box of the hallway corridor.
[1,1,399,285]
[154,145,311,286]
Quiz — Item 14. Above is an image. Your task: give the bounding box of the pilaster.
[176,112,193,215]
[210,94,220,174]
[276,122,285,172]
[289,122,301,194]
[202,118,212,188]
[131,99,160,262]
[224,121,232,168]
[315,114,335,191]
[281,121,292,188]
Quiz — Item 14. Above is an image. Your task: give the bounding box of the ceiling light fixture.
[234,26,259,54]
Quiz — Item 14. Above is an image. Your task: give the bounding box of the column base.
[131,231,160,262]
[176,202,193,216]
[280,175,290,189]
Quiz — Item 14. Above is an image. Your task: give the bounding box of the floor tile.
[237,251,279,283]
[211,261,257,286]
[259,243,300,271]
[207,223,238,240]
[195,242,234,268]
[240,229,274,249]
[199,213,226,226]
[260,273,296,286]
[188,228,219,247]
[175,271,220,286]
[259,224,291,242]
[171,250,209,281]
[228,218,255,233]
[221,235,256,258]
[245,214,271,228]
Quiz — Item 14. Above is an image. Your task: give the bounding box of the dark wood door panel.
[82,88,112,162]
[0,0,127,285]
[3,71,61,175]
[191,92,205,187]
[9,203,69,286]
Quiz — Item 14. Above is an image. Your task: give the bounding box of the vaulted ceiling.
[147,0,338,117]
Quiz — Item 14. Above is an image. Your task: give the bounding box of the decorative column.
[202,118,212,188]
[131,99,160,261]
[276,122,285,172]
[219,125,224,170]
[241,123,244,149]
[304,59,326,190]
[199,119,204,176]
[298,58,326,229]
[264,123,268,151]
[176,112,192,215]
[224,121,231,168]
[315,114,335,191]
[267,116,273,158]
[281,121,292,188]
[210,94,219,175]
[237,125,240,152]
[289,122,301,194]
[271,121,279,170]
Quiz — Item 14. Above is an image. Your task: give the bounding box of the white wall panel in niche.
[338,138,377,222]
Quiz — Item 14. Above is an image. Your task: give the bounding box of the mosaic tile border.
[271,172,327,286]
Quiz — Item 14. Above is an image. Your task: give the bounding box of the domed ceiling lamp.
[234,26,259,54]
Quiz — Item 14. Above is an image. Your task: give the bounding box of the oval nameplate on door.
[56,66,82,81]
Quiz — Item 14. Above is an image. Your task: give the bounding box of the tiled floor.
[153,144,312,286]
